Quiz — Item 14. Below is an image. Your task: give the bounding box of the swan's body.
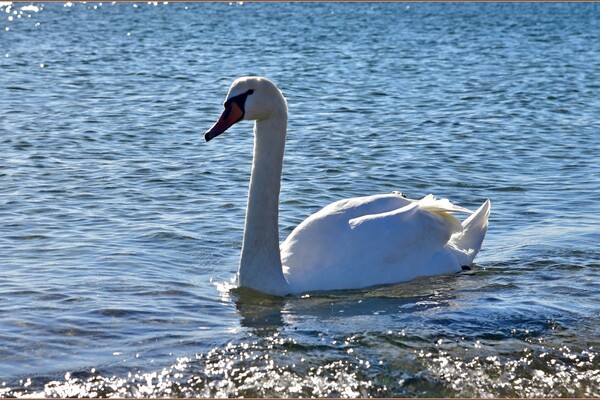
[205,77,490,296]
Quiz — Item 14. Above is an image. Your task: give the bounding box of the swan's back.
[280,193,490,294]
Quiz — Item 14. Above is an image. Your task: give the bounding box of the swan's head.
[205,76,287,142]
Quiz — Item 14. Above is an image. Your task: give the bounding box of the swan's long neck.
[238,113,290,295]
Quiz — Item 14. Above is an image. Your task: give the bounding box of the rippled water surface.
[1,2,599,397]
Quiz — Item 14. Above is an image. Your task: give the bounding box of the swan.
[205,76,491,296]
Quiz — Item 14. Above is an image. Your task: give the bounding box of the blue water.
[1,2,599,397]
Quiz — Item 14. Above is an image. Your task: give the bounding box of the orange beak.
[204,102,244,142]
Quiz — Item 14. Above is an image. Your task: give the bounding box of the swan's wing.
[280,193,412,271]
[317,193,413,220]
[449,199,491,266]
[281,193,469,292]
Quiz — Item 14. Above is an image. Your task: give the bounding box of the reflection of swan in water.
[206,77,491,297]
[233,288,286,330]
[233,275,461,331]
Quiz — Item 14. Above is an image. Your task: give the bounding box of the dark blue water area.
[0,2,599,397]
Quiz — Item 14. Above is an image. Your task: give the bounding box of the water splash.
[2,330,598,398]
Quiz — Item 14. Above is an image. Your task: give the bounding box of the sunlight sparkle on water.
[20,4,39,12]
[1,2,599,398]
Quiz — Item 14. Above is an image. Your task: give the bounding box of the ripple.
[1,1,600,397]
[3,330,598,398]
[420,344,599,397]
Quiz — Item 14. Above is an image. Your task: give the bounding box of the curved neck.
[238,113,290,295]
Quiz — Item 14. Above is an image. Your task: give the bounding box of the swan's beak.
[205,102,244,142]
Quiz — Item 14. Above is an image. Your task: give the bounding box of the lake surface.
[1,2,599,397]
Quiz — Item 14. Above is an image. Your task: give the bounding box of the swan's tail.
[450,199,491,266]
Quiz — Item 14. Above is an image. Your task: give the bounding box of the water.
[1,2,599,397]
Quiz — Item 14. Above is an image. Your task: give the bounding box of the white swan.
[205,77,491,296]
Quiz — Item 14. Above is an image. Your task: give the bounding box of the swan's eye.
[223,89,255,110]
